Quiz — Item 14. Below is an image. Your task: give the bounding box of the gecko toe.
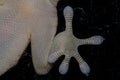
[80,62,90,76]
[59,55,70,75]
[48,50,63,63]
[90,36,105,45]
[59,63,68,75]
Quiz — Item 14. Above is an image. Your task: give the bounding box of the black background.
[0,0,120,80]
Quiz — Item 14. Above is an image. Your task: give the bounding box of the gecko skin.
[0,0,59,76]
[48,6,105,76]
[0,0,104,76]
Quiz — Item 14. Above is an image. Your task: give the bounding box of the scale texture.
[0,0,59,75]
[0,0,120,80]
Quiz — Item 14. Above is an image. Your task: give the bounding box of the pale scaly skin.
[0,0,59,76]
[48,6,105,76]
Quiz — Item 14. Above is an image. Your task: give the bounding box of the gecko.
[0,0,104,76]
